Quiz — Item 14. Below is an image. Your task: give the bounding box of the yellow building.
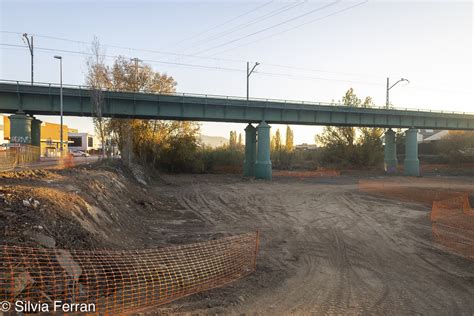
[3,115,70,157]
[39,122,70,157]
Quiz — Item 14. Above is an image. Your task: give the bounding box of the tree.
[437,131,474,163]
[229,131,237,149]
[316,89,360,165]
[85,55,201,171]
[86,37,109,157]
[285,125,294,151]
[358,96,384,166]
[316,88,383,167]
[271,129,282,152]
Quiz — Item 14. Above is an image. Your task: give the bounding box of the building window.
[69,137,82,147]
[88,137,93,147]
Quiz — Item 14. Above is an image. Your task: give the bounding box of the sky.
[0,0,472,144]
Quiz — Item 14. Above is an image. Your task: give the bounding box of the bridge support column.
[243,124,256,177]
[255,121,272,180]
[384,129,397,173]
[404,128,420,176]
[31,117,42,147]
[9,113,32,144]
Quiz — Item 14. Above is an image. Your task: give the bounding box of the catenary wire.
[190,1,340,56]
[179,1,307,53]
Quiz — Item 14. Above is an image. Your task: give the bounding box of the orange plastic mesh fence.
[273,170,340,178]
[0,232,259,314]
[359,179,473,260]
[432,195,474,260]
[358,179,466,205]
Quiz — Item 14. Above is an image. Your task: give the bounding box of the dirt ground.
[155,173,474,315]
[1,163,473,315]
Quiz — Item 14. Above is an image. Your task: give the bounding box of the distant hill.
[200,135,228,148]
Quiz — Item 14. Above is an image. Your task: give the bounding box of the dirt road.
[155,174,474,315]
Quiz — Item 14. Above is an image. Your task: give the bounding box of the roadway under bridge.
[1,81,473,178]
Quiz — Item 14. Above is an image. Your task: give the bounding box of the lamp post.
[22,33,34,85]
[386,77,409,108]
[54,55,64,155]
[247,61,260,100]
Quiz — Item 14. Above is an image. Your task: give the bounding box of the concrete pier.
[243,124,256,177]
[31,117,42,147]
[384,129,397,173]
[9,113,32,144]
[404,128,420,176]
[255,121,272,180]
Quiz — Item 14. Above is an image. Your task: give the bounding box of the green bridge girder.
[0,82,473,130]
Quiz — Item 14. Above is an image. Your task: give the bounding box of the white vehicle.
[71,150,90,157]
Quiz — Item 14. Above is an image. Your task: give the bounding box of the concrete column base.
[31,117,42,147]
[255,121,272,180]
[9,113,32,144]
[243,124,256,177]
[384,129,397,173]
[404,128,420,176]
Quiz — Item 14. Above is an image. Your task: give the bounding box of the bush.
[436,132,474,164]
[199,146,245,173]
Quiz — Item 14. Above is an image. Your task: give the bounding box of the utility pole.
[22,33,34,85]
[247,61,260,100]
[386,77,410,108]
[126,57,141,166]
[54,56,63,155]
[131,57,142,91]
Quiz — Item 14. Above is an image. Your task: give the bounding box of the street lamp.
[22,33,34,85]
[386,77,409,108]
[54,55,64,156]
[247,61,260,100]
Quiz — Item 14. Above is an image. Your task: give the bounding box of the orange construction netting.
[359,179,473,260]
[0,232,259,314]
[273,169,340,178]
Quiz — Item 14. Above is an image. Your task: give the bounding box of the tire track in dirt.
[156,175,474,315]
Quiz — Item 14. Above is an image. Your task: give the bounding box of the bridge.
[1,80,473,179]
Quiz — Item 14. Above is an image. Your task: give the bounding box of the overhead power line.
[0,30,247,64]
[1,25,383,80]
[263,63,384,80]
[179,1,306,53]
[168,0,274,49]
[2,42,471,94]
[190,1,340,56]
[0,43,243,73]
[0,43,386,86]
[208,0,368,58]
[256,70,382,86]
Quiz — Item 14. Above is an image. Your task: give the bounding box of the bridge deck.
[0,81,472,130]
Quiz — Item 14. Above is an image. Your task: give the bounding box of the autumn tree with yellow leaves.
[86,40,201,171]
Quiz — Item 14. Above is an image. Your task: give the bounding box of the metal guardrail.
[1,79,471,115]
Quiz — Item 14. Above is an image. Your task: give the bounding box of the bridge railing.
[0,79,471,115]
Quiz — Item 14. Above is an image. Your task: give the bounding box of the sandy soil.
[154,173,474,315]
[1,164,473,315]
